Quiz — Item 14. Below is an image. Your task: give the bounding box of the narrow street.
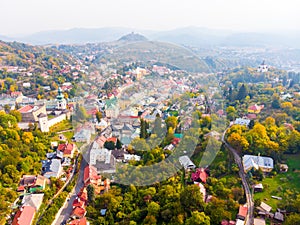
[53,143,90,225]
[222,130,254,225]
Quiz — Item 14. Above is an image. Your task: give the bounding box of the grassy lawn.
[63,131,74,141]
[49,120,73,133]
[254,153,300,210]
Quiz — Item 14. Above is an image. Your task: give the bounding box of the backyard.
[254,153,300,210]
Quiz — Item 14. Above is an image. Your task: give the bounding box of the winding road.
[222,129,254,225]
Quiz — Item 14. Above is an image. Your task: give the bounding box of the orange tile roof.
[69,217,88,225]
[238,205,248,218]
[106,137,117,143]
[12,206,35,225]
[72,207,86,218]
[18,105,34,113]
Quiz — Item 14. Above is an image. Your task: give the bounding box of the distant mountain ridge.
[1,26,300,48]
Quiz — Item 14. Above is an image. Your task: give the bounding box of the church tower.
[56,87,67,110]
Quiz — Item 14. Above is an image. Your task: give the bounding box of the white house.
[179,156,196,170]
[243,155,274,173]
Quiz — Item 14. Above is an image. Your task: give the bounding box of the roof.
[179,156,196,170]
[274,212,284,221]
[243,155,273,172]
[238,205,248,218]
[191,168,209,183]
[84,165,100,184]
[20,175,36,186]
[260,202,272,212]
[106,137,117,143]
[35,175,47,187]
[43,159,62,178]
[254,218,266,225]
[69,217,88,225]
[18,105,34,113]
[22,193,44,211]
[236,219,244,225]
[253,183,263,189]
[72,207,86,218]
[73,198,85,208]
[12,206,36,225]
[58,143,75,155]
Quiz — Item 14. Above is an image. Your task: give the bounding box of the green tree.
[165,116,178,130]
[116,139,122,149]
[226,106,237,121]
[87,184,95,204]
[180,185,205,213]
[236,84,247,101]
[285,213,300,225]
[147,201,160,216]
[9,110,22,122]
[104,141,115,150]
[185,211,210,225]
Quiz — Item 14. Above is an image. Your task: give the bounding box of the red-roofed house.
[83,165,101,186]
[18,105,34,113]
[69,217,88,225]
[71,207,86,219]
[191,168,209,183]
[106,137,117,144]
[237,205,248,220]
[96,136,107,148]
[57,143,77,158]
[248,104,264,114]
[77,188,88,202]
[72,198,85,209]
[12,206,36,225]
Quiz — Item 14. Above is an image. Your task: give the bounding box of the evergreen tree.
[249,120,255,129]
[87,184,95,204]
[236,84,247,101]
[116,138,122,149]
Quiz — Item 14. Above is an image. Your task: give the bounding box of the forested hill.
[0,40,74,69]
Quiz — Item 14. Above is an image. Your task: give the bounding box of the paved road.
[53,143,90,225]
[222,130,254,225]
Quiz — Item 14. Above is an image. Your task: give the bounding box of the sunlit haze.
[1,0,300,35]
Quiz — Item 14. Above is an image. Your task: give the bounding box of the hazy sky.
[1,0,300,36]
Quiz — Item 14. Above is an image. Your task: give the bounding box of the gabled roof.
[18,105,34,113]
[12,206,35,225]
[22,193,44,211]
[259,202,272,212]
[84,165,100,184]
[58,143,75,155]
[106,137,117,144]
[73,198,85,208]
[69,217,88,225]
[72,207,86,218]
[179,156,196,170]
[191,168,209,183]
[243,155,274,171]
[254,218,266,225]
[238,205,248,218]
